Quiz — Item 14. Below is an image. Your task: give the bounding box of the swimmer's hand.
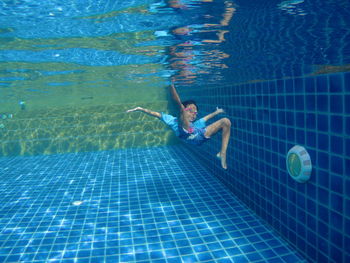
[215,107,224,114]
[126,107,143,113]
[203,107,225,122]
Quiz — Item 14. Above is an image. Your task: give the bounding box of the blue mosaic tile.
[316,75,328,92]
[330,94,343,113]
[317,94,328,112]
[329,74,343,93]
[304,77,315,93]
[0,146,305,262]
[179,72,349,263]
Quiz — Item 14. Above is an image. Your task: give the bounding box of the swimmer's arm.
[169,83,191,130]
[169,83,184,110]
[203,107,224,122]
[126,107,161,118]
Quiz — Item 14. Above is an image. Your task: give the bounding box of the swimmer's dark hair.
[182,100,198,111]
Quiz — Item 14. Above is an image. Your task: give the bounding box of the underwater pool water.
[0,146,306,262]
[0,0,349,262]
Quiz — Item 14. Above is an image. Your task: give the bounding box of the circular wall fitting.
[286,145,312,183]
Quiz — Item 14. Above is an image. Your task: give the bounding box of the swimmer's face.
[184,104,198,122]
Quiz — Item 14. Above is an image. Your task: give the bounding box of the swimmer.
[126,83,231,169]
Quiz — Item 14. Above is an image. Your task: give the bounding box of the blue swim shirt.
[160,113,207,145]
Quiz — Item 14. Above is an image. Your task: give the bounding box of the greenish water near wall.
[0,24,172,156]
[0,101,178,157]
[0,61,165,112]
[0,60,172,156]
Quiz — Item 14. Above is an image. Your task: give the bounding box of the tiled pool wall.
[180,72,350,263]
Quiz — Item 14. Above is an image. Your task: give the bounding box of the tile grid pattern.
[0,146,305,262]
[179,72,350,263]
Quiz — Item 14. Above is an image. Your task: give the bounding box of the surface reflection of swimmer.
[171,24,229,44]
[168,1,234,82]
[168,44,201,84]
[168,0,231,10]
[167,43,229,84]
[168,32,230,83]
[126,83,231,169]
[169,0,234,39]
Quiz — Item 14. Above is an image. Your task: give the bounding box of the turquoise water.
[0,0,349,263]
[0,146,306,262]
[0,0,235,155]
[1,0,349,113]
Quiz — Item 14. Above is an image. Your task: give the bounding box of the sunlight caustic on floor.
[0,146,306,263]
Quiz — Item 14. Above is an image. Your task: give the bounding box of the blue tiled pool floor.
[0,146,306,263]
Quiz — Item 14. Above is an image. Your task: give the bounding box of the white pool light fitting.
[286,145,312,183]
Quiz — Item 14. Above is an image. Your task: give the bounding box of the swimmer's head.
[182,100,198,121]
[182,100,198,111]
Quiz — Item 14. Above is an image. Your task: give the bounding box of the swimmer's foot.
[216,152,227,170]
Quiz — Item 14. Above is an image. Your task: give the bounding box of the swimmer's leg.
[204,118,231,169]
